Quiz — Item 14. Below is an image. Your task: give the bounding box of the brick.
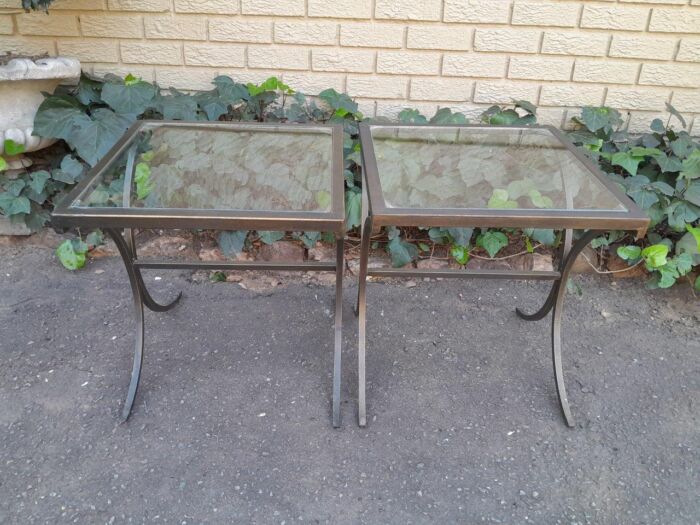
[0,36,55,55]
[80,14,143,38]
[108,0,170,11]
[443,0,511,24]
[627,112,668,134]
[542,31,609,57]
[442,53,507,78]
[573,60,639,85]
[17,13,79,36]
[312,49,374,73]
[580,6,649,31]
[609,35,677,61]
[209,19,272,43]
[308,0,371,19]
[91,64,154,81]
[534,108,565,128]
[145,16,207,40]
[340,23,404,49]
[440,103,489,120]
[670,90,700,113]
[155,68,219,90]
[375,101,438,120]
[649,8,700,33]
[0,15,13,35]
[619,0,685,4]
[640,63,700,88]
[605,87,670,111]
[241,0,304,17]
[539,85,605,106]
[407,25,471,51]
[376,51,440,75]
[410,77,472,102]
[509,56,573,81]
[121,42,183,65]
[58,39,119,63]
[51,0,106,8]
[512,2,580,28]
[473,81,540,105]
[347,75,407,99]
[474,29,540,54]
[248,46,309,70]
[355,99,376,118]
[274,22,337,46]
[184,43,245,67]
[174,0,239,14]
[375,0,441,21]
[218,69,279,85]
[282,72,344,94]
[677,39,700,63]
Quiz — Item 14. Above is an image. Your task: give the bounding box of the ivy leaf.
[580,106,622,133]
[28,170,51,194]
[650,181,675,196]
[653,151,683,173]
[617,245,642,261]
[75,72,103,106]
[318,89,358,116]
[429,108,468,125]
[0,157,6,172]
[650,119,665,133]
[428,227,447,244]
[56,239,87,271]
[154,90,199,120]
[70,108,133,166]
[52,155,85,184]
[450,244,469,265]
[6,179,25,197]
[258,231,284,244]
[665,200,700,231]
[683,181,700,206]
[611,151,643,176]
[680,149,700,180]
[641,244,669,268]
[4,139,25,156]
[528,189,553,208]
[33,95,86,141]
[675,252,693,275]
[85,229,104,248]
[487,188,518,209]
[514,99,537,115]
[345,189,361,230]
[398,108,427,124]
[686,224,700,249]
[134,162,153,200]
[671,134,695,160]
[0,192,30,216]
[387,236,418,268]
[477,230,508,258]
[446,227,473,247]
[101,76,156,115]
[529,228,556,246]
[218,230,247,256]
[300,231,321,249]
[695,276,700,292]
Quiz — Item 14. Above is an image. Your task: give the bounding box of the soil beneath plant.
[0,243,698,524]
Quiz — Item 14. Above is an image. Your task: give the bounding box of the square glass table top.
[53,121,345,231]
[359,124,648,232]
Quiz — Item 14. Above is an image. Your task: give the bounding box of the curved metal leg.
[548,229,601,427]
[516,229,573,321]
[357,217,372,427]
[126,229,182,313]
[332,235,344,428]
[106,228,145,422]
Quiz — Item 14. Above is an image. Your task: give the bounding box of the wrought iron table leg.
[516,229,572,321]
[332,235,344,428]
[106,228,146,422]
[126,229,182,313]
[357,217,372,427]
[547,229,600,427]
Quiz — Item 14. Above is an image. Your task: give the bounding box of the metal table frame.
[52,121,347,427]
[356,123,649,428]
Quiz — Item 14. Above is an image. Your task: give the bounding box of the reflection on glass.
[74,124,334,212]
[369,126,626,212]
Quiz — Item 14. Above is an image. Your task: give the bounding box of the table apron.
[133,260,338,272]
[368,268,561,280]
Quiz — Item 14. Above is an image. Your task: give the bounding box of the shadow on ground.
[1,245,698,524]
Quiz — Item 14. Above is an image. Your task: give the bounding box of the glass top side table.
[53,121,347,427]
[356,123,649,428]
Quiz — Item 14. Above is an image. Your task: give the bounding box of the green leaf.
[686,224,700,250]
[398,108,427,124]
[33,95,86,141]
[487,188,518,209]
[514,99,537,115]
[28,170,51,194]
[446,227,473,247]
[680,149,700,180]
[3,139,25,156]
[154,90,199,120]
[345,190,361,230]
[101,77,156,115]
[318,89,358,116]
[580,106,622,133]
[210,271,226,283]
[665,102,687,129]
[671,134,695,160]
[428,227,447,244]
[85,229,104,248]
[300,231,321,249]
[695,276,700,292]
[218,230,247,256]
[477,230,508,258]
[617,245,642,261]
[75,72,103,106]
[611,151,642,176]
[528,189,553,208]
[387,236,418,267]
[683,181,700,206]
[650,181,675,196]
[450,244,469,265]
[134,162,152,200]
[55,239,87,271]
[529,228,556,246]
[429,108,467,125]
[675,252,693,275]
[258,231,284,244]
[666,200,700,231]
[53,155,85,184]
[650,118,665,133]
[0,157,6,172]
[70,108,133,166]
[0,192,30,216]
[641,244,669,268]
[315,190,331,210]
[418,242,430,252]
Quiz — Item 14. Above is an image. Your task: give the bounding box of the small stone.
[308,244,336,261]
[531,253,554,272]
[259,241,304,262]
[416,258,449,270]
[199,247,225,262]
[405,280,417,288]
[600,310,612,319]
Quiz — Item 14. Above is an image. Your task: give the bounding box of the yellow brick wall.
[1,0,699,132]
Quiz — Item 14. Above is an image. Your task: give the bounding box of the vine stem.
[580,250,644,275]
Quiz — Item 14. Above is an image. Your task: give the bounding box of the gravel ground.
[0,244,698,525]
